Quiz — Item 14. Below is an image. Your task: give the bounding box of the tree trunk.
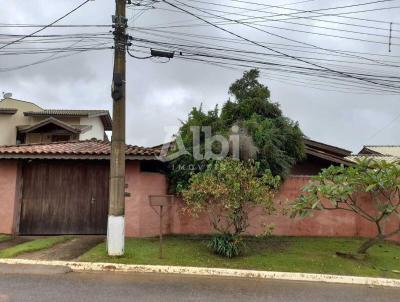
[357,236,383,254]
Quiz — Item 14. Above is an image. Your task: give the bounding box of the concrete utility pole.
[108,0,127,256]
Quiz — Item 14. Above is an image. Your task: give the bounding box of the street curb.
[0,263,72,275]
[0,258,399,288]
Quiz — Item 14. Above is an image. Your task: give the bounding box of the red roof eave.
[0,140,160,160]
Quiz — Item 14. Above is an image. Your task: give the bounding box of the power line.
[159,1,400,42]
[169,54,400,94]
[145,20,400,45]
[126,44,152,59]
[280,0,317,6]
[134,45,400,84]
[0,42,111,72]
[131,37,400,73]
[0,34,111,42]
[149,3,400,69]
[229,0,398,15]
[0,24,110,28]
[187,0,399,21]
[145,5,400,35]
[225,0,400,25]
[130,38,400,93]
[161,0,400,91]
[161,0,400,38]
[0,32,111,38]
[0,46,111,56]
[130,26,400,78]
[132,27,400,59]
[2,0,399,95]
[145,3,400,33]
[0,0,92,51]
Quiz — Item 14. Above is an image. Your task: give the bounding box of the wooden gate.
[19,160,109,235]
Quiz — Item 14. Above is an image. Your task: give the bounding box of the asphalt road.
[0,270,399,302]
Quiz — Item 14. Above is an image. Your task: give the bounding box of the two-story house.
[0,96,112,145]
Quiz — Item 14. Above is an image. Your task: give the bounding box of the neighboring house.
[292,138,352,175]
[347,145,400,163]
[0,97,112,145]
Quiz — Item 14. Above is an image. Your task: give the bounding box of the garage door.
[19,160,109,235]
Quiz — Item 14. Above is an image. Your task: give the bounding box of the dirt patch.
[0,237,31,251]
[17,236,105,261]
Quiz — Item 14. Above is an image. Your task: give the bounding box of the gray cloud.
[1,0,399,153]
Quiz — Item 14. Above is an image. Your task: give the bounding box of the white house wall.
[79,117,105,140]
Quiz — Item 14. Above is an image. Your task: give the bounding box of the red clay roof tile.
[0,140,161,159]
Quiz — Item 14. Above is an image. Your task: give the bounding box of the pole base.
[107,215,125,256]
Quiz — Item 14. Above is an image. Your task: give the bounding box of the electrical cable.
[0,0,92,51]
[154,1,400,69]
[126,44,152,59]
[161,0,400,91]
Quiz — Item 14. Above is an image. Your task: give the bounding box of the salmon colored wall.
[0,160,18,234]
[124,161,169,237]
[130,175,400,242]
[261,177,359,237]
[168,177,360,237]
[0,159,398,241]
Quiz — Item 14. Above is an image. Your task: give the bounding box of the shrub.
[208,234,246,258]
[182,159,280,258]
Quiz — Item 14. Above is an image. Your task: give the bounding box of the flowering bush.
[182,159,280,257]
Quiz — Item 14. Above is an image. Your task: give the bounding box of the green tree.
[182,159,280,257]
[167,69,305,192]
[221,69,281,122]
[167,105,222,192]
[292,159,400,255]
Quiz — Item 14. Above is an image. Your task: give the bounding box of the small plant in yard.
[208,234,246,258]
[182,159,280,258]
[292,159,400,256]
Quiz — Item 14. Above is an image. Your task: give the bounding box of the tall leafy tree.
[167,105,222,192]
[221,69,281,122]
[167,69,305,192]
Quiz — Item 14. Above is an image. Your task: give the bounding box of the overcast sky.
[1,0,399,153]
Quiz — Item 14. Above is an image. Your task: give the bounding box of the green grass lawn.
[80,236,400,279]
[0,235,10,243]
[0,236,73,258]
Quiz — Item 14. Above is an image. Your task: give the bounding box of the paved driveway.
[0,271,398,302]
[17,236,104,261]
